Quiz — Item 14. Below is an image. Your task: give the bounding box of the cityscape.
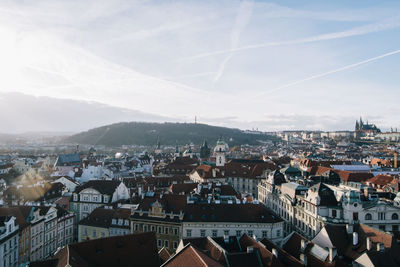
[0,118,400,266]
[1,1,400,267]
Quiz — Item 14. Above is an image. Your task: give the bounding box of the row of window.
[185,229,280,238]
[2,250,18,267]
[31,234,42,247]
[2,236,18,253]
[31,224,43,236]
[83,227,106,238]
[45,220,57,230]
[112,218,130,226]
[74,193,109,203]
[134,224,179,236]
[157,239,178,250]
[365,212,398,220]
[45,230,56,242]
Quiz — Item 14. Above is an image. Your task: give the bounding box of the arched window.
[365,213,372,220]
[392,213,399,220]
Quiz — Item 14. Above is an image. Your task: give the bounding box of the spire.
[156,136,161,149]
[202,139,208,148]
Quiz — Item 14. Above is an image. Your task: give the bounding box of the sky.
[0,0,400,132]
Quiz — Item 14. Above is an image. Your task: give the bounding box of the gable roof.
[282,232,308,259]
[260,238,303,267]
[79,207,115,228]
[53,232,160,267]
[162,243,224,267]
[74,180,121,195]
[55,153,81,166]
[307,183,338,206]
[334,171,373,183]
[158,247,172,264]
[239,234,284,267]
[366,175,395,186]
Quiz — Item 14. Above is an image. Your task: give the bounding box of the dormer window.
[125,220,129,226]
[112,219,117,225]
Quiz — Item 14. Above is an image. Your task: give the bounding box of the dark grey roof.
[183,203,282,223]
[74,180,121,195]
[310,183,338,206]
[55,153,81,166]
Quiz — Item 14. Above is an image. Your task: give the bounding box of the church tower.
[200,139,211,159]
[214,138,228,167]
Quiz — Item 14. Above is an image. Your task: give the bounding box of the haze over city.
[1,0,400,133]
[3,2,400,267]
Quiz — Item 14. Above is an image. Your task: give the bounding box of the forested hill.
[65,122,278,146]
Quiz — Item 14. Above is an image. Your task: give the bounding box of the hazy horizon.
[1,0,399,132]
[0,92,388,135]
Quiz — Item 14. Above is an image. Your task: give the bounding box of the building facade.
[0,216,19,267]
[182,203,284,244]
[30,207,44,262]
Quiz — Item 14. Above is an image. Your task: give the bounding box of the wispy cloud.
[1,0,400,131]
[213,0,254,83]
[180,15,400,62]
[256,48,400,97]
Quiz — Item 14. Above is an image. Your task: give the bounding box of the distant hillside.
[65,122,278,146]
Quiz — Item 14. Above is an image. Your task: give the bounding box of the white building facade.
[0,216,19,267]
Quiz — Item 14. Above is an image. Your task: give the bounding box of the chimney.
[329,247,337,262]
[376,243,385,252]
[247,246,254,253]
[197,183,202,194]
[300,253,307,265]
[366,237,371,250]
[346,224,353,234]
[300,239,306,252]
[353,232,359,246]
[272,248,278,258]
[224,235,229,244]
[138,186,142,196]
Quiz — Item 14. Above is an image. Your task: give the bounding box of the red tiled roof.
[194,161,277,180]
[78,207,114,228]
[260,238,303,267]
[180,237,226,264]
[169,183,197,194]
[301,159,352,168]
[307,166,334,176]
[366,175,395,186]
[163,244,224,267]
[334,171,373,183]
[0,206,32,229]
[158,247,171,264]
[239,234,284,267]
[52,232,160,267]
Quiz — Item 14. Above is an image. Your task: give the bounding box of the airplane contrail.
[213,0,254,83]
[256,48,400,97]
[179,15,400,62]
